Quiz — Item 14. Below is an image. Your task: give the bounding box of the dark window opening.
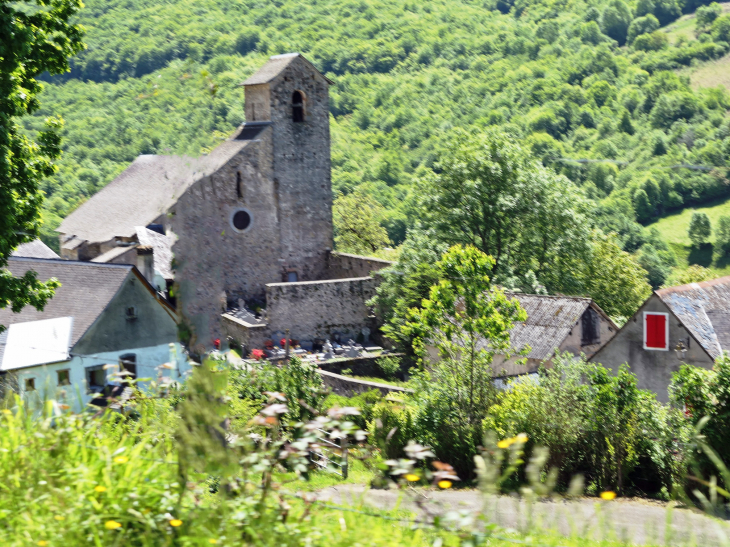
[232,210,251,231]
[292,91,304,123]
[287,271,298,283]
[24,378,35,392]
[126,306,137,320]
[119,354,137,382]
[581,308,600,346]
[87,366,106,392]
[236,172,242,199]
[57,369,70,386]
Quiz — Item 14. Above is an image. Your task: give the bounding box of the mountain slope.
[29,0,730,265]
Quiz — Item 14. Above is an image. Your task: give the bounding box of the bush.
[323,389,383,430]
[627,15,660,44]
[485,354,689,495]
[671,354,730,493]
[716,215,730,255]
[376,355,402,379]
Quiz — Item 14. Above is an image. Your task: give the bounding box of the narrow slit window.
[292,91,304,123]
[236,171,242,199]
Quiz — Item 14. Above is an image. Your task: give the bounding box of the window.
[230,208,253,233]
[644,312,669,350]
[119,354,137,382]
[125,306,137,320]
[236,171,242,199]
[57,369,70,386]
[86,366,106,391]
[581,308,600,346]
[24,378,35,392]
[287,271,298,283]
[292,90,304,122]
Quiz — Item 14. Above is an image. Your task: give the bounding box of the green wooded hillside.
[28,0,730,282]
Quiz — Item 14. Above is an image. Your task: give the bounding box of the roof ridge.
[8,257,133,269]
[504,291,591,301]
[657,274,730,294]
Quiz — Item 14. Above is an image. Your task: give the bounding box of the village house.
[426,293,617,379]
[591,276,730,402]
[56,53,390,354]
[0,257,189,410]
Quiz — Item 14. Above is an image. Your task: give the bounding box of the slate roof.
[657,277,730,359]
[0,258,132,352]
[91,245,135,264]
[57,132,257,243]
[242,53,334,86]
[505,293,595,360]
[11,240,59,259]
[136,227,176,280]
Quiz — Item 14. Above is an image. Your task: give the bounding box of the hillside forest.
[25,0,730,305]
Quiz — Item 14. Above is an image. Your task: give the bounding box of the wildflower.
[2,409,11,415]
[438,480,452,489]
[404,474,419,482]
[170,519,183,527]
[104,520,122,530]
[94,486,107,493]
[600,491,616,501]
[113,456,129,464]
[497,439,512,449]
[515,433,528,443]
[37,541,48,546]
[208,540,218,544]
[54,515,65,521]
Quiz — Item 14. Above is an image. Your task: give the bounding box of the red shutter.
[645,314,666,349]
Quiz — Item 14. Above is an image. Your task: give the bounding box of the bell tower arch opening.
[292,90,305,122]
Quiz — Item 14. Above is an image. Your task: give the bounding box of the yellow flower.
[104,520,122,530]
[404,473,419,482]
[208,540,218,545]
[2,409,11,415]
[600,491,617,501]
[94,485,107,493]
[169,519,183,527]
[497,439,511,449]
[515,433,528,443]
[113,456,129,464]
[54,515,65,521]
[438,480,452,489]
[37,541,49,546]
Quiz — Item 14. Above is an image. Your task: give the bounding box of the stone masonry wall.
[265,277,376,342]
[325,251,393,279]
[170,129,283,347]
[268,56,333,282]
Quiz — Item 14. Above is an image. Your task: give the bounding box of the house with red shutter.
[590,276,730,402]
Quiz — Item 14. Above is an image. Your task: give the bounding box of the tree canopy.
[0,0,84,323]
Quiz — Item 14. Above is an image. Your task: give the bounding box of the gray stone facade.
[591,294,714,402]
[57,54,390,350]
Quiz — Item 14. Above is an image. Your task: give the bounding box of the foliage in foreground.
[0,0,84,322]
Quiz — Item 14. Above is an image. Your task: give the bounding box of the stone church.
[58,53,390,351]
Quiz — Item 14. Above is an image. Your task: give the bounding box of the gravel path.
[316,484,730,545]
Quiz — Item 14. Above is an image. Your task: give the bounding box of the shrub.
[323,389,383,430]
[716,215,730,255]
[376,355,402,379]
[627,15,660,44]
[485,354,689,495]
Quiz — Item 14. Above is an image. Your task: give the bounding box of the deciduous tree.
[0,0,84,325]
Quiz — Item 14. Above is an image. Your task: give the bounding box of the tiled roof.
[242,53,333,86]
[11,239,59,259]
[57,133,256,243]
[0,258,131,351]
[506,294,593,360]
[657,276,730,359]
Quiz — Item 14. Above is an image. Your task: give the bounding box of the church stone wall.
[325,252,393,279]
[267,57,333,282]
[170,129,283,346]
[265,277,376,342]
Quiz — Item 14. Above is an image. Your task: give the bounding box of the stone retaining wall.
[317,369,412,397]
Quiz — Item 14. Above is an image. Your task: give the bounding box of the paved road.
[316,484,730,545]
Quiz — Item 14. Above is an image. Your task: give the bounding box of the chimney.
[136,245,155,288]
